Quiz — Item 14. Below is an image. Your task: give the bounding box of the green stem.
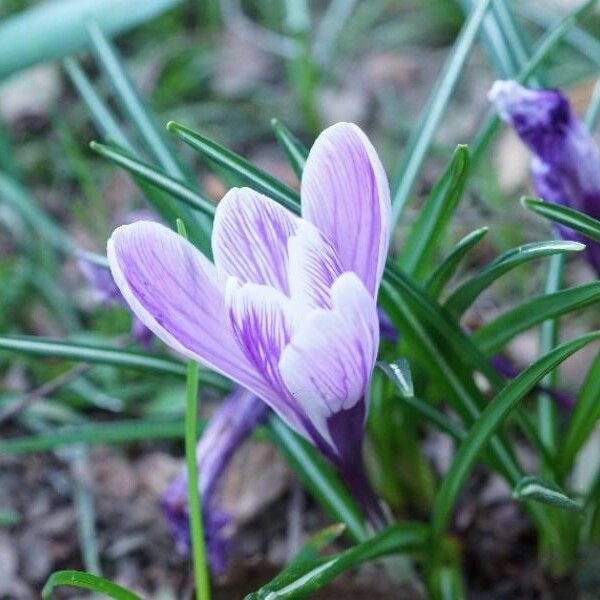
[185,359,210,600]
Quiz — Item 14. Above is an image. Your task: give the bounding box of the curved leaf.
[167,121,301,214]
[444,240,584,318]
[271,118,308,178]
[513,476,583,512]
[429,332,600,553]
[473,282,600,355]
[42,570,141,600]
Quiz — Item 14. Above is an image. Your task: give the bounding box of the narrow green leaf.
[90,141,216,218]
[473,282,600,356]
[425,227,488,298]
[167,121,301,214]
[522,196,600,244]
[560,351,600,476]
[398,145,470,279]
[444,240,585,318]
[585,79,600,131]
[0,420,183,455]
[266,415,367,543]
[42,570,141,600]
[245,523,427,600]
[0,0,180,79]
[390,0,493,226]
[0,335,229,390]
[429,332,600,552]
[271,118,308,178]
[513,476,583,512]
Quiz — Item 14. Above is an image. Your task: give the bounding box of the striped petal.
[107,221,271,399]
[301,122,391,297]
[212,187,299,293]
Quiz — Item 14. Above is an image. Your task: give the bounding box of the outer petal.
[107,221,270,398]
[287,221,344,311]
[212,187,298,293]
[278,272,379,457]
[301,122,391,297]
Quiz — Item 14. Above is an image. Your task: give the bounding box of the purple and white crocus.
[107,122,391,526]
[489,80,600,274]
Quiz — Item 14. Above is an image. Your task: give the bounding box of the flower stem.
[185,359,211,600]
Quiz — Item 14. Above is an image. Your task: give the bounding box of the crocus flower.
[162,388,268,574]
[489,80,600,273]
[107,122,391,526]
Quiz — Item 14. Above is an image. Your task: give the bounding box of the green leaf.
[167,121,301,214]
[390,0,493,226]
[473,282,600,356]
[245,523,427,600]
[271,118,308,178]
[429,332,600,553]
[522,196,600,245]
[559,350,600,476]
[425,227,488,298]
[378,363,466,443]
[0,335,229,390]
[266,415,367,543]
[0,420,185,455]
[377,359,414,398]
[513,476,583,512]
[397,145,470,279]
[444,240,584,318]
[585,79,600,131]
[0,0,180,79]
[42,570,141,600]
[90,141,216,218]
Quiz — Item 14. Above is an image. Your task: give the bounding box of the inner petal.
[212,187,299,293]
[287,221,344,311]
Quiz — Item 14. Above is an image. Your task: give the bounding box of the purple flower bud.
[489,80,600,273]
[161,389,269,574]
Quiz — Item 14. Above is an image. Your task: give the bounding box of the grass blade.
[390,0,493,226]
[0,0,180,79]
[559,350,600,476]
[522,196,600,244]
[444,240,585,318]
[397,145,470,279]
[42,570,141,600]
[429,332,600,554]
[473,282,600,355]
[271,118,308,178]
[0,420,184,455]
[266,415,367,544]
[167,121,301,214]
[513,476,583,512]
[425,227,489,298]
[90,141,216,218]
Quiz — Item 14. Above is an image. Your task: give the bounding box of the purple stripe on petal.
[278,272,379,458]
[301,123,391,297]
[288,221,344,311]
[108,222,273,401]
[212,187,299,293]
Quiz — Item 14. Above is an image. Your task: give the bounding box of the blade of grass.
[397,145,470,279]
[472,282,600,355]
[0,419,185,454]
[90,141,216,218]
[390,0,493,226]
[167,121,301,214]
[271,118,308,178]
[513,476,583,512]
[42,570,141,600]
[0,0,180,79]
[266,415,367,543]
[425,227,489,298]
[429,332,600,559]
[443,240,584,318]
[177,219,211,600]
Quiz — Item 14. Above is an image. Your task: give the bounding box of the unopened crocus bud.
[489,80,600,273]
[161,389,269,574]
